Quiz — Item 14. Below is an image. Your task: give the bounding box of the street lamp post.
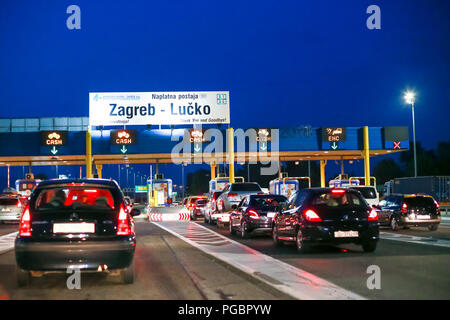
[404,91,417,177]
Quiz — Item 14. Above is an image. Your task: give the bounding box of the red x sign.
[393,141,401,149]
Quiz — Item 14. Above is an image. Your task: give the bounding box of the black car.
[272,188,379,253]
[15,179,139,286]
[375,194,441,231]
[229,194,288,238]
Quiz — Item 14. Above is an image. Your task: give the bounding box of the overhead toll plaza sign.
[40,131,67,146]
[89,91,230,126]
[322,127,347,142]
[40,131,68,155]
[383,126,409,150]
[110,129,137,145]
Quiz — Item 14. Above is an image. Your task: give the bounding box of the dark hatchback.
[272,188,379,253]
[229,194,288,238]
[375,194,441,231]
[15,179,139,286]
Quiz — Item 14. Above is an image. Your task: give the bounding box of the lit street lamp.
[404,90,417,177]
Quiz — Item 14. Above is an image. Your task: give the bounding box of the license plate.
[53,223,95,234]
[417,215,430,220]
[334,230,359,238]
[267,212,276,218]
[221,215,230,222]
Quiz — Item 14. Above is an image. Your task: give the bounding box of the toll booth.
[269,177,311,198]
[208,176,244,194]
[14,178,42,197]
[328,174,360,188]
[147,176,173,207]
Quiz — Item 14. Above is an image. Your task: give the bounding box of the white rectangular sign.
[89,91,230,126]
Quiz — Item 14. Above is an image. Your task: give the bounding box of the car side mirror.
[231,204,238,210]
[130,208,141,217]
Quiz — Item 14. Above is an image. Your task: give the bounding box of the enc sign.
[110,129,137,145]
[322,127,347,142]
[40,131,67,146]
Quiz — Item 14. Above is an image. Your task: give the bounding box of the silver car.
[216,182,264,213]
[0,195,26,223]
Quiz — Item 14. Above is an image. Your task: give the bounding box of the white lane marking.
[0,232,18,255]
[380,232,450,248]
[153,221,365,300]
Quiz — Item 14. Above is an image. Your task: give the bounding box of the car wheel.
[272,226,283,246]
[229,220,236,235]
[121,260,135,284]
[362,241,377,253]
[296,230,310,253]
[240,221,249,239]
[390,217,399,231]
[17,267,30,287]
[428,224,438,231]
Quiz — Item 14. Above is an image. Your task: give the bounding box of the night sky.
[0,0,449,189]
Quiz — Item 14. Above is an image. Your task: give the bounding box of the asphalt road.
[0,221,290,300]
[199,220,450,300]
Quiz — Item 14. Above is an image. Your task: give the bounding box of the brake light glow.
[228,192,238,197]
[304,209,322,221]
[331,189,346,194]
[248,209,259,220]
[117,205,131,235]
[84,189,98,193]
[257,192,265,195]
[17,201,22,208]
[19,206,31,237]
[436,202,440,214]
[401,203,408,214]
[368,208,378,221]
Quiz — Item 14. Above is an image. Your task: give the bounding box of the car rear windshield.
[34,186,118,212]
[404,196,436,207]
[189,197,205,204]
[312,191,367,207]
[251,196,287,210]
[351,187,377,199]
[0,198,19,206]
[195,199,207,206]
[231,183,262,192]
[212,191,222,200]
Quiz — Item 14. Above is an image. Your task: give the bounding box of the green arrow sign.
[51,146,58,155]
[120,145,127,154]
[260,141,267,151]
[331,142,338,150]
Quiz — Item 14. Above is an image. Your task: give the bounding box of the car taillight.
[248,209,259,220]
[401,203,408,214]
[228,192,238,197]
[257,192,264,195]
[303,209,322,222]
[331,189,346,194]
[368,208,378,221]
[19,206,31,237]
[436,202,440,214]
[117,205,131,235]
[17,201,22,208]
